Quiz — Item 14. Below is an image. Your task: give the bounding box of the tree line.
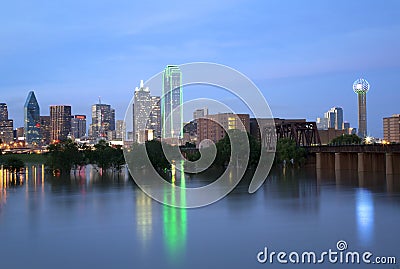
[46,139,125,175]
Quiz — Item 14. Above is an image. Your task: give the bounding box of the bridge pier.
[335,153,357,171]
[316,152,335,170]
[386,153,400,175]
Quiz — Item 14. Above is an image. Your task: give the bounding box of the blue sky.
[1,0,399,137]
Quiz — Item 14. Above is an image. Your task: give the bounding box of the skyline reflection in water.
[0,164,398,269]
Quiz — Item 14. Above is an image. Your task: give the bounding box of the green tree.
[92,140,113,173]
[2,157,25,173]
[329,134,362,145]
[213,130,261,168]
[275,138,307,165]
[47,139,81,174]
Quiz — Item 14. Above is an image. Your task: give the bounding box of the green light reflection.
[163,160,187,262]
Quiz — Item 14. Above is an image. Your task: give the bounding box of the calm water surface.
[0,165,399,269]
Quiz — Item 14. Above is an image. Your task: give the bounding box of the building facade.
[149,96,161,139]
[0,103,14,144]
[24,91,41,144]
[162,65,182,143]
[197,113,250,147]
[71,115,87,139]
[39,116,51,145]
[90,103,115,138]
[383,114,400,143]
[133,80,151,143]
[323,107,343,130]
[193,107,209,120]
[50,105,72,142]
[116,120,125,140]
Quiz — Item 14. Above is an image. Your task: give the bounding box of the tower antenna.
[98,96,101,104]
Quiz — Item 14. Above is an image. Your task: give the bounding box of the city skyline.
[1,1,400,137]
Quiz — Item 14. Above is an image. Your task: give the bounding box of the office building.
[16,127,25,140]
[50,105,72,142]
[0,103,14,144]
[71,115,87,139]
[383,114,400,143]
[116,120,125,140]
[197,113,250,147]
[162,65,183,143]
[24,91,41,144]
[133,80,151,143]
[324,107,343,130]
[40,116,51,145]
[316,117,328,130]
[90,102,115,138]
[149,96,161,138]
[193,108,208,120]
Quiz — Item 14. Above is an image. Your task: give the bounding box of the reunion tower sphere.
[353,78,370,94]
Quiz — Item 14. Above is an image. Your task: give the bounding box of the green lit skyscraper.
[24,91,41,145]
[161,65,183,144]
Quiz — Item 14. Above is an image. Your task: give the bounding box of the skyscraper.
[150,96,161,138]
[162,65,182,143]
[24,91,41,144]
[71,115,87,139]
[133,80,151,143]
[116,120,125,140]
[0,103,13,144]
[353,78,370,138]
[90,103,115,138]
[39,116,51,145]
[0,103,8,120]
[324,107,343,130]
[50,105,72,142]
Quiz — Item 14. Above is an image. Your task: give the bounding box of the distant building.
[133,80,151,143]
[318,128,346,145]
[197,113,250,147]
[116,120,125,140]
[0,103,14,144]
[16,127,25,141]
[324,107,343,130]
[316,117,328,130]
[149,96,161,138]
[50,105,72,142]
[39,116,51,145]
[24,91,41,144]
[71,115,86,139]
[107,130,116,141]
[0,103,8,120]
[162,65,183,143]
[193,108,208,120]
[383,114,400,143]
[90,103,115,139]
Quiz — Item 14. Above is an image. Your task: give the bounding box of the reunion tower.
[353,78,370,138]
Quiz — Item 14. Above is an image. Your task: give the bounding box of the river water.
[0,165,399,269]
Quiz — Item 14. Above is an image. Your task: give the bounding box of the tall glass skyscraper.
[24,91,41,144]
[162,65,182,143]
[324,107,343,130]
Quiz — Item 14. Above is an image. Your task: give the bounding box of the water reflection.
[163,160,187,263]
[135,189,153,248]
[356,189,374,245]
